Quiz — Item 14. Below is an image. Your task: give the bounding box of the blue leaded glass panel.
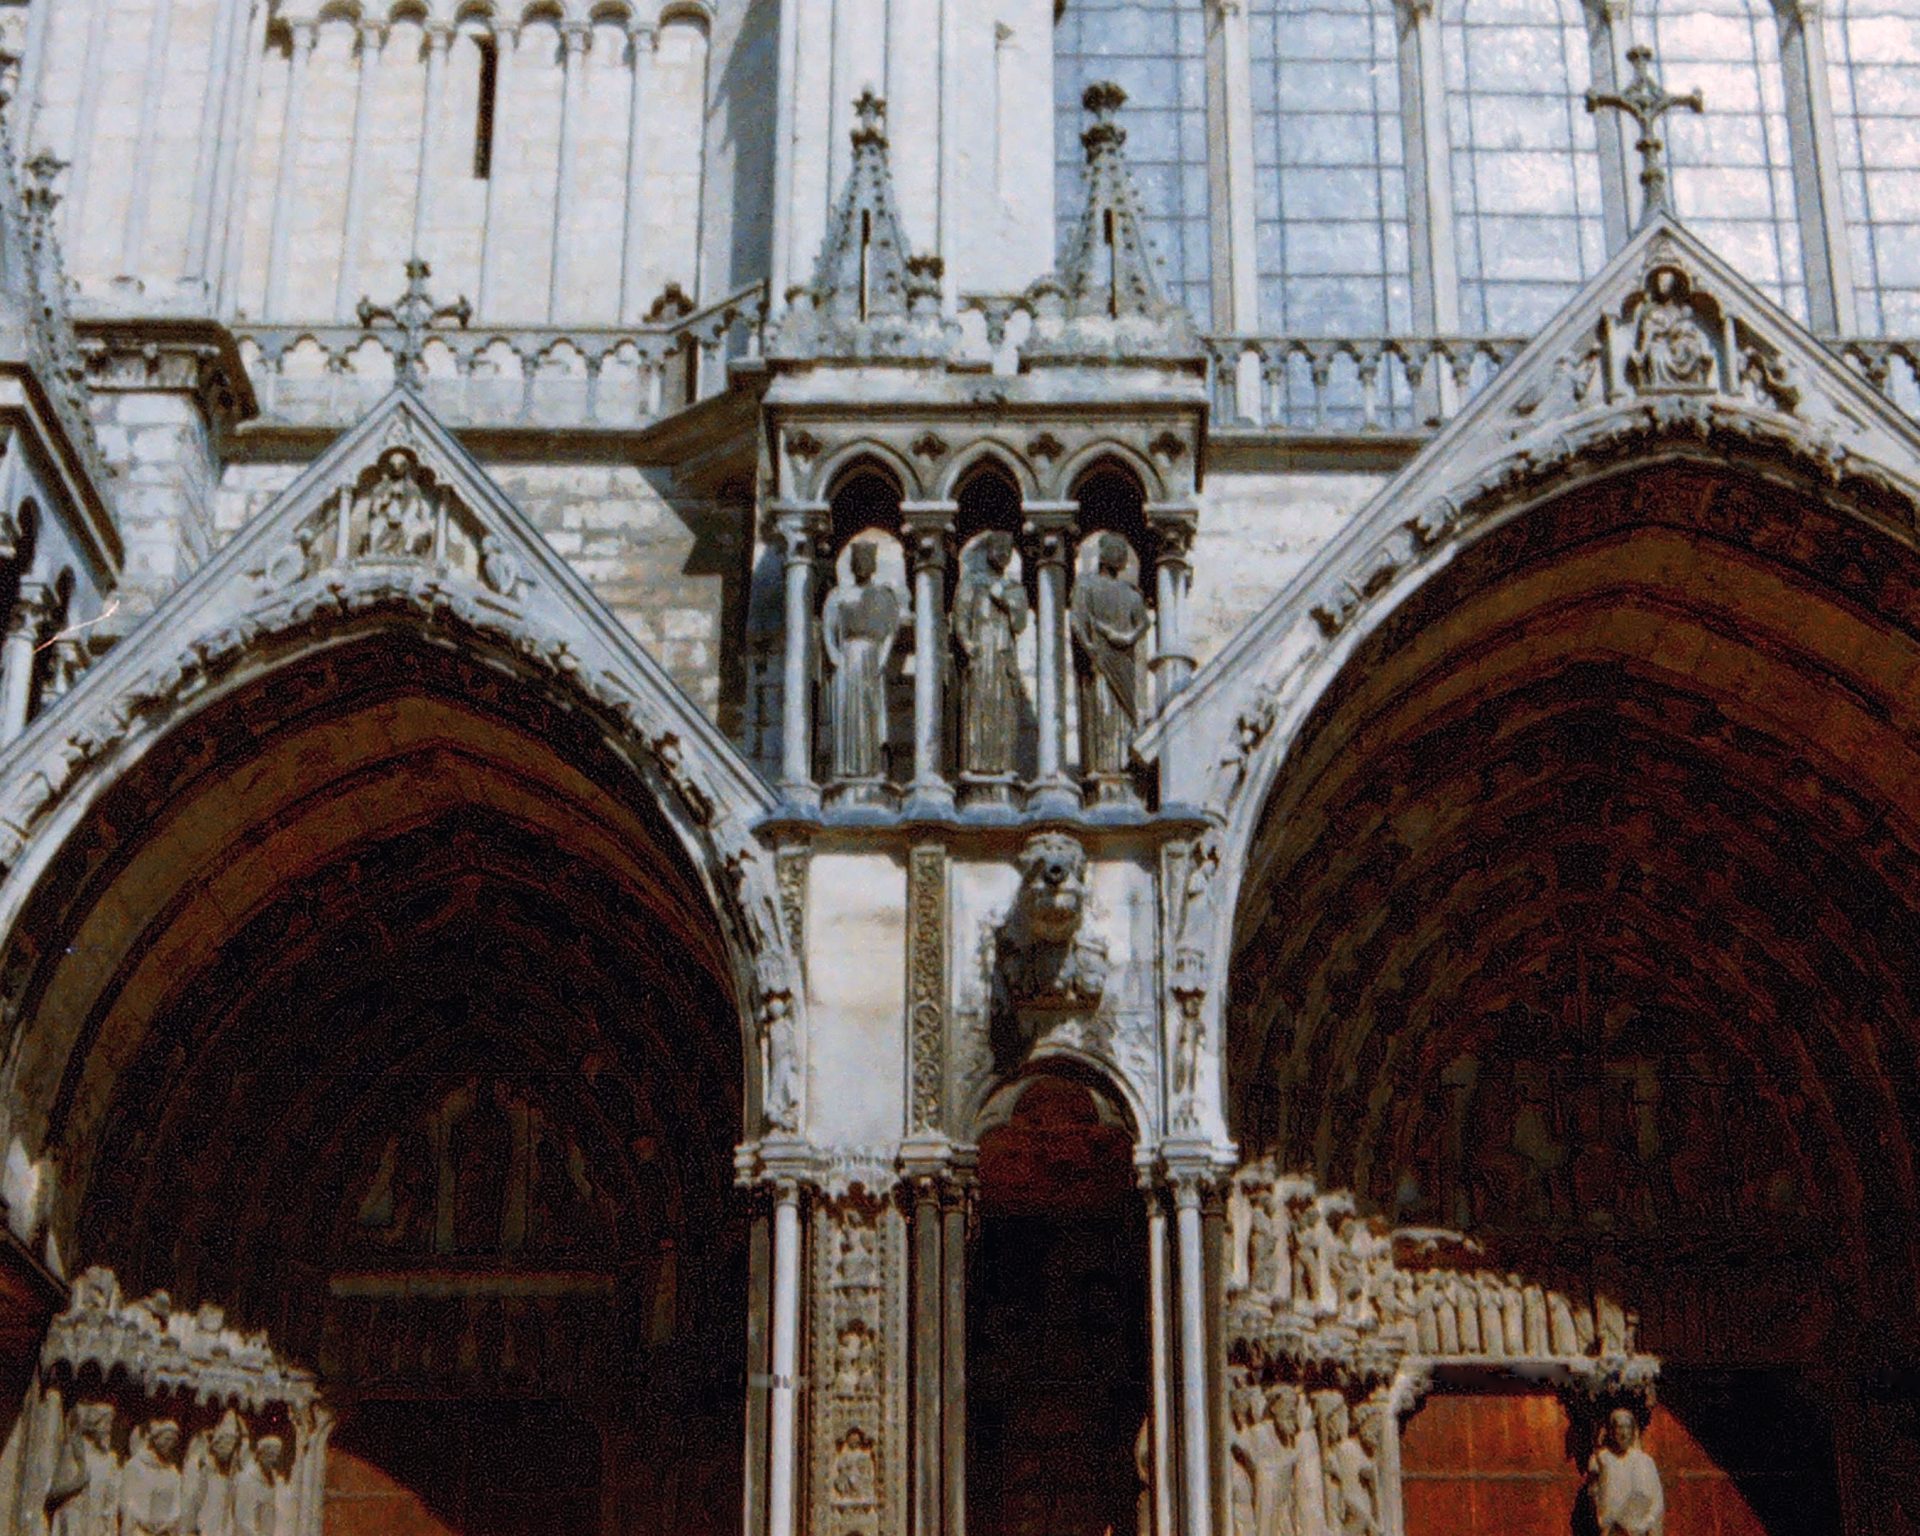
[1250,0,1413,337]
[1827,0,1920,333]
[1444,0,1606,333]
[1649,0,1808,319]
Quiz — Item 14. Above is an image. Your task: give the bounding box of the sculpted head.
[1606,1407,1641,1453]
[147,1421,181,1462]
[254,1436,286,1476]
[982,531,1015,573]
[1015,831,1091,943]
[1097,532,1129,576]
[849,541,878,583]
[74,1402,113,1448]
[210,1411,244,1467]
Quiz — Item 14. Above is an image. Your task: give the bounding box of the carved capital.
[561,20,592,55]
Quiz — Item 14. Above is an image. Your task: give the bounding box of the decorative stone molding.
[43,1269,315,1413]
[906,844,948,1134]
[0,390,802,1112]
[808,1194,909,1536]
[72,317,256,443]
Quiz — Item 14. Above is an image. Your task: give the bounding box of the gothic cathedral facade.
[0,0,1904,1533]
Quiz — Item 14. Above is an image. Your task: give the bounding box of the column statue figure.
[1069,532,1150,797]
[47,1403,121,1536]
[821,541,903,797]
[121,1420,185,1536]
[952,531,1028,788]
[1586,1408,1664,1536]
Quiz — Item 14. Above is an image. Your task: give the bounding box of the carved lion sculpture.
[990,832,1110,1072]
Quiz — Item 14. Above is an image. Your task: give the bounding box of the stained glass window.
[1055,0,1213,322]
[1827,0,1920,333]
[1250,0,1412,335]
[1649,0,1807,319]
[1444,0,1606,333]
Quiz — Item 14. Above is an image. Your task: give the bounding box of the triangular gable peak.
[0,388,793,1000]
[769,91,953,363]
[1146,214,1920,815]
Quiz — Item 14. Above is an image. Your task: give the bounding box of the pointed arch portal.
[1225,454,1920,1532]
[0,620,750,1536]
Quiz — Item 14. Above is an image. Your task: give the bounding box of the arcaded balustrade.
[232,280,766,432]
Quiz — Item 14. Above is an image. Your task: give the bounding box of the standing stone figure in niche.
[822,541,903,791]
[1070,533,1150,791]
[1587,1408,1664,1536]
[952,531,1029,782]
[46,1403,120,1536]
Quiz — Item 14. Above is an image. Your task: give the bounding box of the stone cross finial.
[1586,46,1704,229]
[356,256,472,389]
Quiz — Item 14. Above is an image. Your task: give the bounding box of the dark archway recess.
[1226,461,1920,1533]
[968,1075,1147,1536]
[5,625,748,1536]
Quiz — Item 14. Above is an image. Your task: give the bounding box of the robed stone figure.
[121,1421,185,1536]
[821,542,903,788]
[47,1403,120,1536]
[1587,1409,1664,1536]
[1070,533,1149,786]
[952,532,1028,780]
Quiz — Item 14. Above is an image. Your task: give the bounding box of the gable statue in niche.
[990,831,1110,1073]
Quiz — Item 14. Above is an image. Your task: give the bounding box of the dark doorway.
[968,1076,1149,1536]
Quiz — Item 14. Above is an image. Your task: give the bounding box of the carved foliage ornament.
[907,844,948,1133]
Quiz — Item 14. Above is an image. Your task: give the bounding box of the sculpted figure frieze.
[47,1403,120,1536]
[120,1420,184,1536]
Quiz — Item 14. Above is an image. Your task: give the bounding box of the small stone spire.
[772,91,952,361]
[1024,83,1198,362]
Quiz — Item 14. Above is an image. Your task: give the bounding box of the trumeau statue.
[47,1403,120,1536]
[1587,1408,1664,1536]
[120,1420,185,1536]
[951,532,1028,784]
[1070,533,1149,792]
[821,542,904,792]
